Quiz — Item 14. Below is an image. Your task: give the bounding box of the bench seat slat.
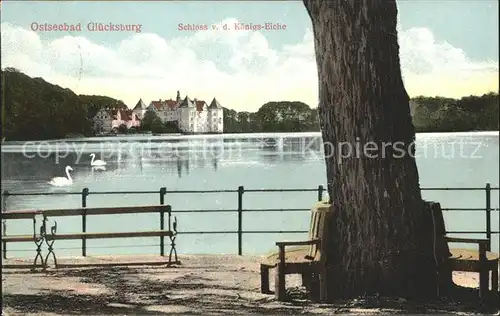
[276,239,320,247]
[45,230,173,240]
[263,245,318,266]
[450,248,499,261]
[2,235,42,242]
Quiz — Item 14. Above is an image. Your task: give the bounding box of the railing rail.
[1,184,499,257]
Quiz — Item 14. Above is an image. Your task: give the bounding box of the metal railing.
[1,183,499,257]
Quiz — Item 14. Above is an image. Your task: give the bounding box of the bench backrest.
[307,202,332,261]
[1,205,171,218]
[43,205,171,217]
[1,210,43,220]
[424,201,452,264]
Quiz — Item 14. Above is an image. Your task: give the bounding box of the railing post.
[237,186,244,256]
[1,190,7,212]
[318,185,324,202]
[160,187,166,205]
[2,219,6,259]
[81,188,89,257]
[159,187,166,256]
[2,190,8,259]
[485,183,491,252]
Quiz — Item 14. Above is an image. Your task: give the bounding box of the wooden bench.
[2,205,178,269]
[1,210,46,267]
[260,201,331,301]
[427,201,499,298]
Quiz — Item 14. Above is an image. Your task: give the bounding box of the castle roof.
[209,97,222,109]
[133,98,147,110]
[165,99,178,109]
[195,100,207,112]
[119,109,131,121]
[150,100,163,110]
[179,96,195,108]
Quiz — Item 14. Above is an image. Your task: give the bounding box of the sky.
[1,0,498,112]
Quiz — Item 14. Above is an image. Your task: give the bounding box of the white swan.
[49,166,73,186]
[90,153,107,166]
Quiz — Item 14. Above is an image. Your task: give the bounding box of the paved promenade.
[1,254,495,315]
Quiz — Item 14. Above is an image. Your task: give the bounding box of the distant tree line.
[411,93,499,132]
[223,94,499,133]
[223,101,319,133]
[2,68,127,141]
[1,68,498,141]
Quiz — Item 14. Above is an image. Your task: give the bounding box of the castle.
[133,91,224,133]
[92,91,224,134]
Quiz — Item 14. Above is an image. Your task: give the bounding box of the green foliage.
[4,67,20,73]
[223,101,319,133]
[411,93,499,132]
[140,110,180,134]
[140,110,158,131]
[2,70,91,140]
[79,95,128,119]
[117,124,128,134]
[2,69,127,141]
[163,121,180,133]
[223,95,498,133]
[150,117,164,134]
[256,101,317,132]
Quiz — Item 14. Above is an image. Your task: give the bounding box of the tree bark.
[303,0,436,299]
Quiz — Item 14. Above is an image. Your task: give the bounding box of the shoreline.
[2,130,499,144]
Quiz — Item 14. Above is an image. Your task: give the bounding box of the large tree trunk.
[303,0,437,299]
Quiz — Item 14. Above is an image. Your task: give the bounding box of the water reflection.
[176,158,190,178]
[47,184,75,194]
[2,133,498,192]
[213,157,218,171]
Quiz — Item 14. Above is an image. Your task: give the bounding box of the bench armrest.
[276,238,320,247]
[444,237,489,245]
[275,239,321,267]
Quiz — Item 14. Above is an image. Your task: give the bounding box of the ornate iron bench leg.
[32,237,45,271]
[168,216,178,264]
[31,215,45,272]
[43,220,58,269]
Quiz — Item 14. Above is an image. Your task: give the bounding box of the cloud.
[1,20,498,112]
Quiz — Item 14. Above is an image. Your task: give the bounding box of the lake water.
[1,131,499,258]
